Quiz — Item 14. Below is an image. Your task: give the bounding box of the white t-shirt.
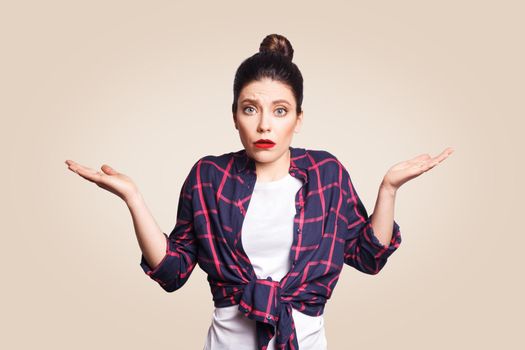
[203,173,328,350]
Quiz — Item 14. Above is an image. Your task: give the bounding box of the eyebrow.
[240,98,291,106]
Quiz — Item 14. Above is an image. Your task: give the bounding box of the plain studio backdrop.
[2,0,523,349]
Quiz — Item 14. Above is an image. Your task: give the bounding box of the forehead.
[239,78,295,104]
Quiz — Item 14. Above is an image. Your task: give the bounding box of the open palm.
[383,147,455,190]
[65,160,138,202]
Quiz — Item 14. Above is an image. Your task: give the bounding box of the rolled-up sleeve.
[140,163,199,292]
[342,167,402,275]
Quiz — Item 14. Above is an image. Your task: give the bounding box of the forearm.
[370,181,397,247]
[126,192,167,269]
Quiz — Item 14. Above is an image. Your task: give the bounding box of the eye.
[243,106,256,115]
[275,107,287,117]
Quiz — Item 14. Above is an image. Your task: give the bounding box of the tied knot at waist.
[237,276,298,349]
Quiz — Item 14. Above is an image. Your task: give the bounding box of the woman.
[65,34,453,350]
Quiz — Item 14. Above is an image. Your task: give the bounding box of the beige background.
[2,0,523,349]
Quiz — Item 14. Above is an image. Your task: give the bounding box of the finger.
[424,161,439,171]
[68,163,102,182]
[76,171,99,183]
[422,154,448,171]
[67,160,97,173]
[409,154,432,163]
[430,147,455,165]
[411,161,434,174]
[76,168,100,182]
[102,164,121,176]
[81,164,97,173]
[410,158,436,172]
[65,160,78,169]
[443,147,455,157]
[66,162,80,174]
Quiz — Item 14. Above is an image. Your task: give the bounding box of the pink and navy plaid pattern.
[140,146,402,349]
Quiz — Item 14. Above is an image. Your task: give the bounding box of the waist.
[214,304,325,321]
[210,277,327,348]
[213,304,326,342]
[210,277,328,318]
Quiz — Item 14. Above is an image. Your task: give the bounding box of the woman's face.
[233,77,303,169]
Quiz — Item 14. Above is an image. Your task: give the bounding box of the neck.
[254,148,291,182]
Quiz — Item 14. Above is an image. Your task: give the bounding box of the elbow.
[345,255,388,275]
[366,265,384,275]
[366,258,389,275]
[160,282,184,293]
[360,263,384,275]
[159,260,197,292]
[159,273,193,293]
[141,252,197,292]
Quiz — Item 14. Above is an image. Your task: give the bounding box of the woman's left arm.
[370,147,455,246]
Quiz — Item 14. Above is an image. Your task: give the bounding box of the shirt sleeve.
[341,166,402,275]
[139,162,199,292]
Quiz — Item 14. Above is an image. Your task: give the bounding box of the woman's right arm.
[65,159,199,292]
[125,192,167,271]
[65,160,167,268]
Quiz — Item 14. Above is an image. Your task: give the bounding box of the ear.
[294,110,304,133]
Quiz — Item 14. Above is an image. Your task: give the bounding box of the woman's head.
[232,34,305,173]
[232,34,304,116]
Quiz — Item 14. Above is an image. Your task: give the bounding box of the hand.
[65,160,140,203]
[381,147,455,192]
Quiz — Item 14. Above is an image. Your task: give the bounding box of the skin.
[372,147,454,246]
[233,77,303,182]
[64,77,454,265]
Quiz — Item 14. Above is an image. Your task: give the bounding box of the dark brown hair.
[232,34,304,116]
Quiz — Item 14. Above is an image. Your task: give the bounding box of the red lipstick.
[254,139,276,149]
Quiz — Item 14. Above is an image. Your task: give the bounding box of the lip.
[254,139,276,149]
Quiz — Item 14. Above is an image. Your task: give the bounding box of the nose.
[257,109,271,133]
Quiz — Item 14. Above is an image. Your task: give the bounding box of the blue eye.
[275,108,287,116]
[243,106,256,114]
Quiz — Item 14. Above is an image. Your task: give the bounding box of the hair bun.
[258,34,294,61]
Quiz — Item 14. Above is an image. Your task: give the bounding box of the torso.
[203,173,328,350]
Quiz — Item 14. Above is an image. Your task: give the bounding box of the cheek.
[237,123,249,132]
[237,125,252,139]
[280,122,297,136]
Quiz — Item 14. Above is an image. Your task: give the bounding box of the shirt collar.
[233,146,309,174]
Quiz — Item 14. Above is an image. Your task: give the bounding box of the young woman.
[65,34,453,350]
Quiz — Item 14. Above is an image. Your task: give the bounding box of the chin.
[255,149,286,162]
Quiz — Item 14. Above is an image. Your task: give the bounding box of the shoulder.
[301,147,354,184]
[304,148,338,161]
[197,150,237,170]
[184,150,237,182]
[302,147,346,170]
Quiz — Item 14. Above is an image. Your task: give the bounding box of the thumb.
[101,164,118,175]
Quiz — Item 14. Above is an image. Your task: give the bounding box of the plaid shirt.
[140,146,402,349]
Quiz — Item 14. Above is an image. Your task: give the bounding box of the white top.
[203,173,328,350]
